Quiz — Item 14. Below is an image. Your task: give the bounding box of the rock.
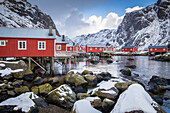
[102,98,115,113]
[149,75,168,86]
[115,82,128,92]
[152,95,163,105]
[82,70,93,75]
[74,86,84,93]
[48,77,59,85]
[13,72,25,79]
[84,74,97,87]
[110,84,166,113]
[33,77,42,86]
[31,86,39,95]
[65,73,88,87]
[46,84,76,109]
[125,65,136,69]
[164,90,170,100]
[12,80,23,88]
[99,72,111,78]
[14,86,29,94]
[77,93,90,100]
[24,74,36,81]
[38,83,52,96]
[89,97,102,109]
[149,85,165,94]
[120,68,131,76]
[2,74,14,80]
[7,90,15,96]
[33,97,49,108]
[96,72,112,82]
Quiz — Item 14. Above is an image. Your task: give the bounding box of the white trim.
[57,45,61,50]
[38,41,46,50]
[0,40,6,46]
[18,41,27,50]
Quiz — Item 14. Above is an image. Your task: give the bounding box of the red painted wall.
[121,47,138,52]
[73,44,80,51]
[67,46,73,51]
[80,46,84,51]
[86,46,105,52]
[106,47,114,51]
[0,37,55,57]
[148,48,168,52]
[56,43,67,51]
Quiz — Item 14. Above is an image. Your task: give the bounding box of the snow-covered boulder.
[111,84,165,113]
[0,92,38,113]
[46,84,76,109]
[72,97,102,113]
[91,81,119,100]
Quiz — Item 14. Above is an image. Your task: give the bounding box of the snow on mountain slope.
[0,0,59,34]
[73,0,170,50]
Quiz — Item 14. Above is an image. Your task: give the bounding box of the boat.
[106,58,113,64]
[89,59,99,65]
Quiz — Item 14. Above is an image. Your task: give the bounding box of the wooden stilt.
[28,57,31,71]
[50,57,54,75]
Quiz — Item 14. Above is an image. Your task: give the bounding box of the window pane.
[19,42,22,48]
[23,42,25,48]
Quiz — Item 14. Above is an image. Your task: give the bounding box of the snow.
[0,63,5,67]
[110,84,157,113]
[0,92,39,113]
[85,97,100,102]
[0,61,20,64]
[73,99,101,113]
[0,83,5,86]
[0,68,23,77]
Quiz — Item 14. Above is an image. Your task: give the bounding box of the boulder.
[13,72,24,79]
[96,72,112,82]
[31,86,39,95]
[77,93,90,100]
[48,77,59,85]
[82,70,93,75]
[24,74,36,81]
[125,65,136,69]
[14,86,29,94]
[33,77,42,86]
[115,82,128,92]
[74,86,84,93]
[2,74,14,80]
[88,97,102,109]
[33,97,49,108]
[120,68,131,76]
[12,80,23,88]
[110,84,166,113]
[65,73,88,87]
[38,83,52,96]
[7,90,16,96]
[84,74,97,87]
[46,84,76,109]
[102,98,115,113]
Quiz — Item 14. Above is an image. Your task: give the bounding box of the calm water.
[53,56,170,81]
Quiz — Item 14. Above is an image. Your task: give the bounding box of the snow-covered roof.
[148,46,168,48]
[122,46,136,49]
[67,43,74,47]
[55,36,68,43]
[87,44,106,47]
[0,27,56,39]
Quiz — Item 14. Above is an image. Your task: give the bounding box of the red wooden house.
[121,46,138,52]
[106,46,114,52]
[73,44,80,52]
[66,44,74,51]
[86,44,106,53]
[79,46,84,51]
[55,35,68,52]
[148,46,168,52]
[0,27,56,57]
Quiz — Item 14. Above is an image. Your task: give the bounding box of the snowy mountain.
[0,0,60,35]
[73,29,117,46]
[73,0,170,50]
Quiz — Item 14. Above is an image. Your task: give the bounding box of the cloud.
[125,6,143,13]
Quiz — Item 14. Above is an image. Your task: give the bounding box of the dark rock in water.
[107,59,113,64]
[74,86,84,93]
[125,65,136,69]
[96,72,112,82]
[120,68,131,76]
[33,77,42,86]
[84,74,97,87]
[164,90,170,100]
[48,77,59,85]
[90,97,102,109]
[90,59,99,65]
[152,95,163,105]
[33,97,49,108]
[115,82,128,92]
[38,83,52,96]
[102,98,115,113]
[125,110,144,113]
[82,70,93,75]
[127,58,134,60]
[99,72,112,78]
[24,74,37,81]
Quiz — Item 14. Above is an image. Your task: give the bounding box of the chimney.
[62,35,65,41]
[48,26,53,36]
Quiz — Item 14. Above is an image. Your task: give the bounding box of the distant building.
[148,46,168,52]
[55,35,68,52]
[66,43,74,51]
[0,27,56,57]
[121,46,138,52]
[86,44,114,53]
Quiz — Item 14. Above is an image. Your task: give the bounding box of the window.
[163,48,165,51]
[0,40,6,46]
[131,49,132,50]
[150,49,152,51]
[70,48,72,50]
[90,48,92,50]
[57,45,61,50]
[95,48,97,50]
[100,48,102,50]
[155,48,157,50]
[38,41,46,50]
[110,48,112,51]
[18,41,26,50]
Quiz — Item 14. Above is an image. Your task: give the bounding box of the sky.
[27,0,157,38]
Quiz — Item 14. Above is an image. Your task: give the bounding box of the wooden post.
[50,57,54,75]
[28,57,31,71]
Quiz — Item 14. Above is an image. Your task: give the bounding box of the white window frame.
[38,41,46,50]
[90,48,92,50]
[100,48,102,50]
[0,40,6,46]
[163,48,165,51]
[18,41,27,50]
[57,45,61,50]
[150,48,152,51]
[70,47,72,50]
